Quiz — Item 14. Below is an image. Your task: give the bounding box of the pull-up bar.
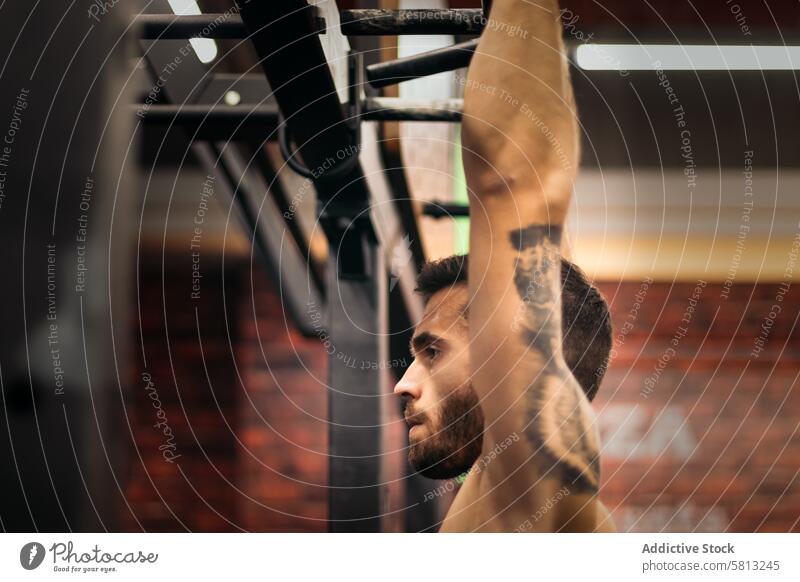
[339,9,485,36]
[366,39,479,88]
[135,9,487,39]
[135,98,464,134]
[423,201,470,219]
[136,13,249,39]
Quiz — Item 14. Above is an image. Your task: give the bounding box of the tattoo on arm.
[510,224,600,494]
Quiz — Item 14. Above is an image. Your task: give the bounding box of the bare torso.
[439,469,616,532]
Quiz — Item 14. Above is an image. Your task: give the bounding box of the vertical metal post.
[0,0,135,530]
[327,224,387,532]
[233,0,388,530]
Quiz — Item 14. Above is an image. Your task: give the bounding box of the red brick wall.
[122,249,242,531]
[123,251,330,532]
[595,280,800,532]
[235,263,329,532]
[124,250,799,532]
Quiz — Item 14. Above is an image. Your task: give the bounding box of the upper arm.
[466,199,599,494]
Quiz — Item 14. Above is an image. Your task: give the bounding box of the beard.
[406,386,484,480]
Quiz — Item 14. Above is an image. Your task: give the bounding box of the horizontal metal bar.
[363,97,462,122]
[136,99,463,127]
[422,201,469,219]
[134,103,279,141]
[366,39,478,88]
[340,9,484,36]
[135,14,795,46]
[135,14,248,39]
[135,103,278,121]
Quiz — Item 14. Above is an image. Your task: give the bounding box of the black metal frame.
[139,6,324,339]
[137,95,464,130]
[340,9,485,36]
[232,0,389,533]
[136,9,484,39]
[134,0,509,532]
[137,13,249,39]
[423,201,470,219]
[366,39,478,88]
[135,103,279,141]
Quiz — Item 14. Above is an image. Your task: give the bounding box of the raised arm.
[462,0,599,528]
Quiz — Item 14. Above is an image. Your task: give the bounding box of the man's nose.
[394,360,422,399]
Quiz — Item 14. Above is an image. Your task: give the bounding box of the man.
[395,0,612,532]
[396,256,614,531]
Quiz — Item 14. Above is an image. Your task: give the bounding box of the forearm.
[461,0,578,219]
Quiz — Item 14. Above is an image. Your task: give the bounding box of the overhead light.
[188,38,218,64]
[223,90,241,106]
[576,44,800,71]
[166,0,201,16]
[167,0,219,64]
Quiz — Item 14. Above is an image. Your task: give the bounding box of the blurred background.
[0,0,798,532]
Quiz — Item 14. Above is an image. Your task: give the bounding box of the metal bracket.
[275,52,364,182]
[326,216,375,281]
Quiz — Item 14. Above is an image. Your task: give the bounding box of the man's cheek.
[424,405,441,432]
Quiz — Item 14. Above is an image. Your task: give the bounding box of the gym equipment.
[136,9,486,39]
[132,0,579,534]
[137,0,436,533]
[135,0,786,534]
[137,96,463,135]
[366,40,478,89]
[339,8,484,36]
[423,201,470,219]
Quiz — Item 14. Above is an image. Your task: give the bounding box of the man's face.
[394,284,484,480]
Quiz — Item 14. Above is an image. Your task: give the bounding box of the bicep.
[466,194,564,442]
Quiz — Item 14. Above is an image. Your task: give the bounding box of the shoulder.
[594,500,617,532]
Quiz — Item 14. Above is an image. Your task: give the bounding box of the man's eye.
[425,347,441,362]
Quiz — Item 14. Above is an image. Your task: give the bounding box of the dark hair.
[415,254,612,401]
